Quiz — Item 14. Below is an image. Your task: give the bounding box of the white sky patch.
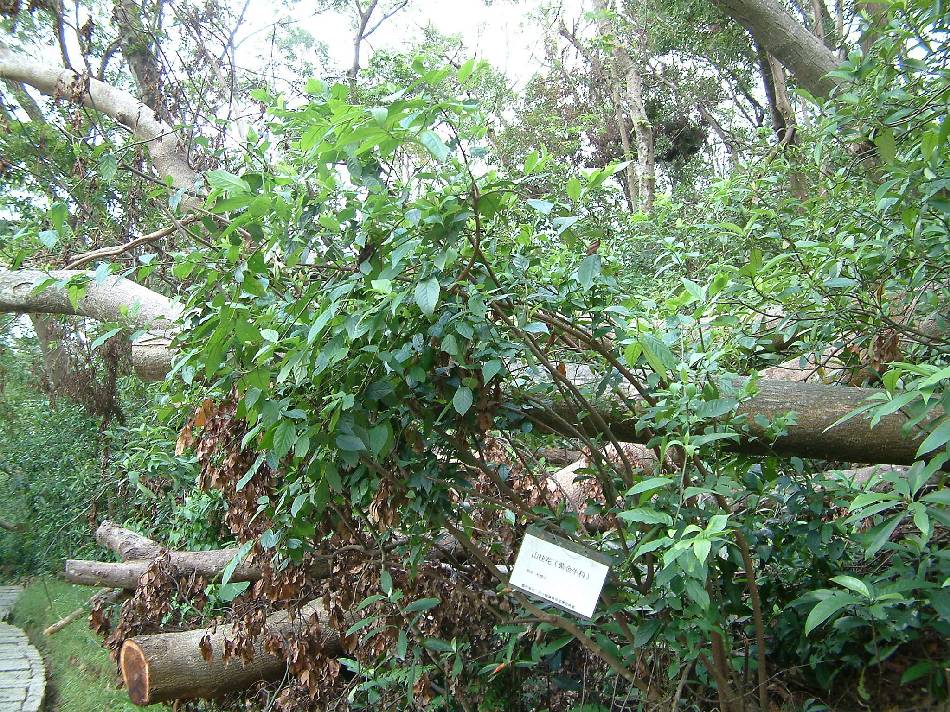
[239,0,586,88]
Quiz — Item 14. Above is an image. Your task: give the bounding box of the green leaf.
[638,334,676,378]
[522,322,549,334]
[221,541,254,585]
[901,661,935,685]
[695,398,738,419]
[482,360,503,383]
[681,278,704,302]
[206,169,250,195]
[404,597,441,614]
[692,538,711,565]
[916,416,950,457]
[705,514,729,534]
[617,508,673,526]
[336,433,366,452]
[414,277,440,317]
[566,177,581,201]
[90,327,122,350]
[626,477,674,497]
[368,422,391,456]
[370,106,388,126]
[453,386,474,415]
[37,230,58,249]
[457,58,476,83]
[831,575,871,598]
[423,638,455,653]
[864,514,904,559]
[577,254,601,290]
[97,154,118,182]
[805,592,860,635]
[419,129,450,161]
[345,615,379,636]
[685,577,710,608]
[272,421,297,459]
[526,199,554,214]
[874,128,897,163]
[217,580,250,602]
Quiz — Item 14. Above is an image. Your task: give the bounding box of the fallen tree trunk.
[120,600,335,705]
[65,550,262,589]
[532,378,929,465]
[0,269,179,380]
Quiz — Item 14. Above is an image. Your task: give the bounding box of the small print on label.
[508,529,611,618]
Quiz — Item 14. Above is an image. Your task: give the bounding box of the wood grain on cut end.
[120,639,150,705]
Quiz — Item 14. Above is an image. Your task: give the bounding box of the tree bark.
[711,0,842,99]
[120,601,335,705]
[0,43,196,191]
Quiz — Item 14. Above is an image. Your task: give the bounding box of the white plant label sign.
[509,527,611,619]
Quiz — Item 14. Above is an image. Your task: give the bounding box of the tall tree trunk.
[625,55,655,213]
[595,0,655,213]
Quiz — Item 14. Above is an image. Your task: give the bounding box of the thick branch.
[0,268,179,379]
[0,43,196,191]
[711,0,842,98]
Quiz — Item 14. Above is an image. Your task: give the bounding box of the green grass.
[11,577,138,712]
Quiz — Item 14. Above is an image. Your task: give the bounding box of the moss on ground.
[11,577,138,712]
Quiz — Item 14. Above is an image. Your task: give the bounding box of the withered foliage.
[95,396,547,710]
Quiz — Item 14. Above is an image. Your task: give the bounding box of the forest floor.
[10,578,137,712]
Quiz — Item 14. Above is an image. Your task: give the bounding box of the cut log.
[120,601,334,705]
[530,378,932,465]
[95,521,162,560]
[65,550,261,589]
